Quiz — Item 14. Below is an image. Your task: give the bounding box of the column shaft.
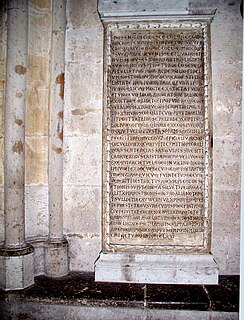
[49,0,66,240]
[44,0,69,277]
[0,0,34,290]
[4,0,28,248]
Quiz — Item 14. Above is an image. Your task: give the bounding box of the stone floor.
[0,272,239,319]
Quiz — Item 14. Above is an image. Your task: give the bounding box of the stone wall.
[211,0,242,274]
[0,0,242,277]
[63,0,103,271]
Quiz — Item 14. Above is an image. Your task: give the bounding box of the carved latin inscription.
[103,22,212,253]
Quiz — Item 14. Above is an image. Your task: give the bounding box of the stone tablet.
[102,21,212,254]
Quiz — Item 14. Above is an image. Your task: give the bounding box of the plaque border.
[102,20,213,254]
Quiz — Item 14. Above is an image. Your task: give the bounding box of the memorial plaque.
[102,21,212,254]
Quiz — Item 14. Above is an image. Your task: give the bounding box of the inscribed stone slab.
[102,21,212,254]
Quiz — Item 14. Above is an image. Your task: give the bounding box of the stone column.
[44,0,69,277]
[0,0,34,290]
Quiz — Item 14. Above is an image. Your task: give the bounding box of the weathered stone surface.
[65,104,102,136]
[209,0,242,275]
[63,186,101,234]
[25,186,49,239]
[67,235,100,272]
[63,0,103,275]
[66,28,103,64]
[21,0,52,282]
[29,0,51,10]
[0,3,6,216]
[25,136,48,185]
[0,46,4,195]
[0,252,34,290]
[44,239,69,277]
[213,162,240,190]
[212,190,240,233]
[29,240,46,276]
[95,253,218,284]
[28,6,52,56]
[4,0,28,248]
[45,0,69,278]
[63,136,102,186]
[64,63,103,113]
[66,0,101,29]
[98,0,189,17]
[212,236,240,275]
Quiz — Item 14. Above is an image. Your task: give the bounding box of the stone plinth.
[0,246,34,290]
[44,239,69,277]
[95,253,218,284]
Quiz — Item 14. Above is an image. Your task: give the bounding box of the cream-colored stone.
[212,190,240,234]
[211,23,242,63]
[44,240,69,277]
[95,253,218,284]
[226,237,240,274]
[26,87,49,136]
[211,235,240,275]
[63,186,101,234]
[29,0,51,10]
[64,62,103,117]
[66,0,101,29]
[25,186,49,238]
[26,55,50,137]
[3,0,29,250]
[66,27,103,64]
[29,240,46,276]
[28,7,52,56]
[0,253,34,290]
[65,106,102,136]
[211,235,229,275]
[45,0,69,279]
[213,138,241,165]
[25,136,48,185]
[67,235,100,272]
[63,136,102,186]
[213,161,241,190]
[27,55,50,88]
[26,2,52,137]
[212,62,242,106]
[213,101,242,139]
[212,63,242,140]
